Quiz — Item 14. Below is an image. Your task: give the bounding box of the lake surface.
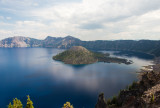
[0,48,154,108]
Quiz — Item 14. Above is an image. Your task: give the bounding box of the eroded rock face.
[43,36,81,48]
[0,36,29,47]
[95,63,160,108]
[117,70,160,108]
[95,93,108,108]
[0,36,43,48]
[0,36,80,48]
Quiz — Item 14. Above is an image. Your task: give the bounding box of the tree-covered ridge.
[8,95,34,108]
[53,46,132,65]
[81,40,160,57]
[0,36,160,57]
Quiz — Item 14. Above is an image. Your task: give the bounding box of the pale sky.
[0,0,160,40]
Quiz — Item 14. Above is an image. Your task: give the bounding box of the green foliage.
[107,95,119,107]
[150,94,155,103]
[93,52,131,64]
[8,102,13,108]
[25,95,34,108]
[13,98,23,108]
[106,99,111,105]
[53,49,97,64]
[8,98,23,108]
[118,89,122,97]
[93,52,109,59]
[8,96,34,108]
[107,81,138,107]
[126,81,137,90]
[53,46,131,65]
[62,102,74,108]
[111,96,118,105]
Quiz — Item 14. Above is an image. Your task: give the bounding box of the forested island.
[53,46,132,65]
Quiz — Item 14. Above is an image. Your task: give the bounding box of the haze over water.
[0,48,154,108]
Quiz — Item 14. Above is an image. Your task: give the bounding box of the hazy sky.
[0,0,160,40]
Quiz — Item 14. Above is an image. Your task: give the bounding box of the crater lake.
[0,48,154,108]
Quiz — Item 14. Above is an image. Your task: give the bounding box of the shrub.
[150,94,154,103]
[62,102,74,108]
[8,96,34,108]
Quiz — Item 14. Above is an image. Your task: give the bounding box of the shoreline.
[95,58,160,108]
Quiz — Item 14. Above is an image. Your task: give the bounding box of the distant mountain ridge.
[0,36,80,48]
[0,36,42,48]
[0,36,160,57]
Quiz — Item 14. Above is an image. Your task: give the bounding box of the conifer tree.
[8,98,23,108]
[25,95,34,108]
[8,102,13,108]
[63,102,74,108]
[13,98,23,108]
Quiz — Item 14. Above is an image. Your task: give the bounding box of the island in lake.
[53,46,132,65]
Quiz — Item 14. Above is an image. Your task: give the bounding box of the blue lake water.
[0,48,154,108]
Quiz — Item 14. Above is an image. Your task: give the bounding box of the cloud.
[0,16,4,20]
[0,0,160,40]
[79,23,104,30]
[6,17,11,20]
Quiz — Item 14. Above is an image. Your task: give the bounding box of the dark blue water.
[0,48,154,108]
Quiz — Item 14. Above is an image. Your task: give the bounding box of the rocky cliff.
[0,36,30,47]
[0,36,80,48]
[42,36,81,48]
[95,61,160,108]
[0,36,160,57]
[0,36,42,47]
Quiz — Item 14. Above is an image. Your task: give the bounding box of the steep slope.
[0,36,28,47]
[0,36,80,48]
[53,46,97,64]
[42,36,81,48]
[0,36,42,47]
[95,62,160,108]
[0,36,160,57]
[81,40,160,57]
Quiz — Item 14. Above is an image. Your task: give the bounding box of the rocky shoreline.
[95,58,160,108]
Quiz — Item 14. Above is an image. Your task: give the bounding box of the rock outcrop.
[95,62,160,108]
[95,93,107,108]
[0,36,42,47]
[0,36,30,47]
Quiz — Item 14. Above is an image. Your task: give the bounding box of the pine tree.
[8,102,13,108]
[63,102,73,108]
[13,98,23,108]
[7,98,23,108]
[25,95,34,108]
